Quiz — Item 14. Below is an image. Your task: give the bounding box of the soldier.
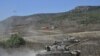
[64,47,70,51]
[53,41,58,45]
[45,46,51,51]
[76,50,81,56]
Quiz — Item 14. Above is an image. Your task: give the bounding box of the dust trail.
[0,47,45,56]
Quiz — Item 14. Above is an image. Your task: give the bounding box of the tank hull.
[36,51,77,56]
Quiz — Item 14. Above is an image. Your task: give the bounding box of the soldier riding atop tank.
[45,41,70,52]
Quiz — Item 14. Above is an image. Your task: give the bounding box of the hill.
[0,6,100,42]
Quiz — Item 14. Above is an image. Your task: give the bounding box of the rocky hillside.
[0,6,100,38]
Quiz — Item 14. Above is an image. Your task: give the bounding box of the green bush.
[5,34,25,47]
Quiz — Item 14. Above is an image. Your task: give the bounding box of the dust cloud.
[0,47,46,56]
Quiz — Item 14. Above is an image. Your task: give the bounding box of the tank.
[36,38,81,56]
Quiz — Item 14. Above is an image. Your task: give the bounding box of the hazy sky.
[0,0,100,21]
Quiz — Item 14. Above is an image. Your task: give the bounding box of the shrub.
[5,34,25,47]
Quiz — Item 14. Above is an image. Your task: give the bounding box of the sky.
[0,0,100,21]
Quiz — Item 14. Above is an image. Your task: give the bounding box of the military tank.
[36,37,81,56]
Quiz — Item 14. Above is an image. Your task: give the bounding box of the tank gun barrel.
[66,39,89,48]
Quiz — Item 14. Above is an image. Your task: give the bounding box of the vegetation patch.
[0,34,26,48]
